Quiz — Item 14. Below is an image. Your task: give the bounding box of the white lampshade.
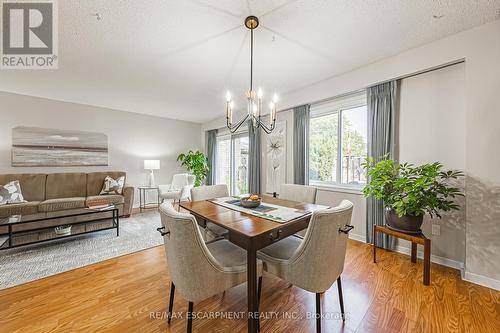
[144,159,160,170]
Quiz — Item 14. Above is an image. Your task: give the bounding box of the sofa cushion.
[0,174,46,201]
[0,201,40,217]
[99,176,125,195]
[86,195,124,207]
[0,180,26,206]
[46,173,87,199]
[87,172,126,196]
[38,197,86,212]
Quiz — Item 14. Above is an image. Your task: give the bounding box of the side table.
[138,186,160,213]
[373,225,431,285]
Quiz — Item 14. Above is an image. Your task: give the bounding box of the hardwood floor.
[1,239,499,333]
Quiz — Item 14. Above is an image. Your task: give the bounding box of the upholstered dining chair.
[158,202,263,333]
[190,184,230,238]
[279,183,317,203]
[256,200,354,333]
[159,174,196,210]
[279,183,318,238]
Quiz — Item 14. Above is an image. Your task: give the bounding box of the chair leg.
[257,276,263,332]
[316,293,321,333]
[187,301,194,333]
[337,276,345,322]
[168,282,175,324]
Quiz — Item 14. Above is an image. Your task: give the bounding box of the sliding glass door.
[216,133,249,195]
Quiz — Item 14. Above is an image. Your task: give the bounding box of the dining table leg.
[247,247,258,333]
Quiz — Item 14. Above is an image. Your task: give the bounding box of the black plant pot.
[385,209,424,234]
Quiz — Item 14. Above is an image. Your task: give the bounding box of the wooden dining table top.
[180,195,328,244]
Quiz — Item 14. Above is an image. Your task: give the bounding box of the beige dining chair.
[257,200,354,333]
[158,202,263,333]
[190,184,230,238]
[279,183,318,238]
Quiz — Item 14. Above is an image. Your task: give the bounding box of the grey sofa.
[0,171,134,234]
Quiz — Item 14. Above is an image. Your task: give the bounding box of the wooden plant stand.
[373,225,431,286]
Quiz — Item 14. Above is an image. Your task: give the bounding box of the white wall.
[398,63,466,264]
[0,92,203,207]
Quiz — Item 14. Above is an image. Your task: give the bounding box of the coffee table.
[0,206,119,250]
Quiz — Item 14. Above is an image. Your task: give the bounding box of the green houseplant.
[362,158,464,233]
[177,150,209,187]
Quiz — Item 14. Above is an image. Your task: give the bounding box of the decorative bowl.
[240,195,261,208]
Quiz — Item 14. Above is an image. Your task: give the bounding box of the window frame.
[308,91,367,191]
[215,130,249,195]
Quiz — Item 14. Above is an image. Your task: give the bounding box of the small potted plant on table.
[362,158,464,233]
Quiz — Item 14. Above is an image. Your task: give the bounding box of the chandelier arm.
[255,117,276,134]
[227,114,249,133]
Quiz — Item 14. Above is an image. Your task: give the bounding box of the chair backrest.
[159,202,227,302]
[288,200,353,293]
[190,184,229,201]
[279,183,317,203]
[171,173,189,189]
[179,175,196,200]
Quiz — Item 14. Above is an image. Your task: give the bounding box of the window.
[215,132,249,195]
[309,92,368,188]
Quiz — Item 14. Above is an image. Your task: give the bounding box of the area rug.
[0,211,163,289]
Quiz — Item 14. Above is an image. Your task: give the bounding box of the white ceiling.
[1,0,499,123]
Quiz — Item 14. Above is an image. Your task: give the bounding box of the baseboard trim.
[348,234,464,271]
[348,233,366,243]
[395,245,464,270]
[461,269,500,291]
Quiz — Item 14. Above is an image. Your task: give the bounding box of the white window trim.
[215,130,249,195]
[310,181,364,195]
[308,91,367,189]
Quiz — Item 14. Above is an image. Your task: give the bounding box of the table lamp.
[144,160,160,187]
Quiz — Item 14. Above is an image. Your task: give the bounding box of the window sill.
[310,182,364,195]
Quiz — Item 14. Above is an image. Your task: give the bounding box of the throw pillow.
[0,180,27,206]
[100,176,125,195]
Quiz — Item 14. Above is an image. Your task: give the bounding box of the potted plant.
[177,150,209,187]
[362,158,464,233]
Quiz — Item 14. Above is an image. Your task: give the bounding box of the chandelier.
[225,16,277,134]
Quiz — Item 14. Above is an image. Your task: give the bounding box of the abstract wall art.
[266,121,286,194]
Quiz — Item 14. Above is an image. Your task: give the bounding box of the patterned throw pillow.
[0,181,27,206]
[99,176,125,195]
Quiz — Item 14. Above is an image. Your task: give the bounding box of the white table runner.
[210,197,322,223]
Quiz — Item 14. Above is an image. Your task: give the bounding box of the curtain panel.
[293,104,310,185]
[366,81,399,250]
[206,129,218,185]
[248,121,261,194]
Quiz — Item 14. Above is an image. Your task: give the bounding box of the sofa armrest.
[122,184,134,217]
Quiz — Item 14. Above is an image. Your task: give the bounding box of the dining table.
[180,194,328,333]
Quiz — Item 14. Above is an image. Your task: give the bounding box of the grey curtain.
[206,129,217,185]
[248,121,261,194]
[293,104,310,185]
[366,81,399,249]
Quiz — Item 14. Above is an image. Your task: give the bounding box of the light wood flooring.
[0,238,499,332]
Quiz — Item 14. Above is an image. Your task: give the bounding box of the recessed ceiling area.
[1,0,499,123]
